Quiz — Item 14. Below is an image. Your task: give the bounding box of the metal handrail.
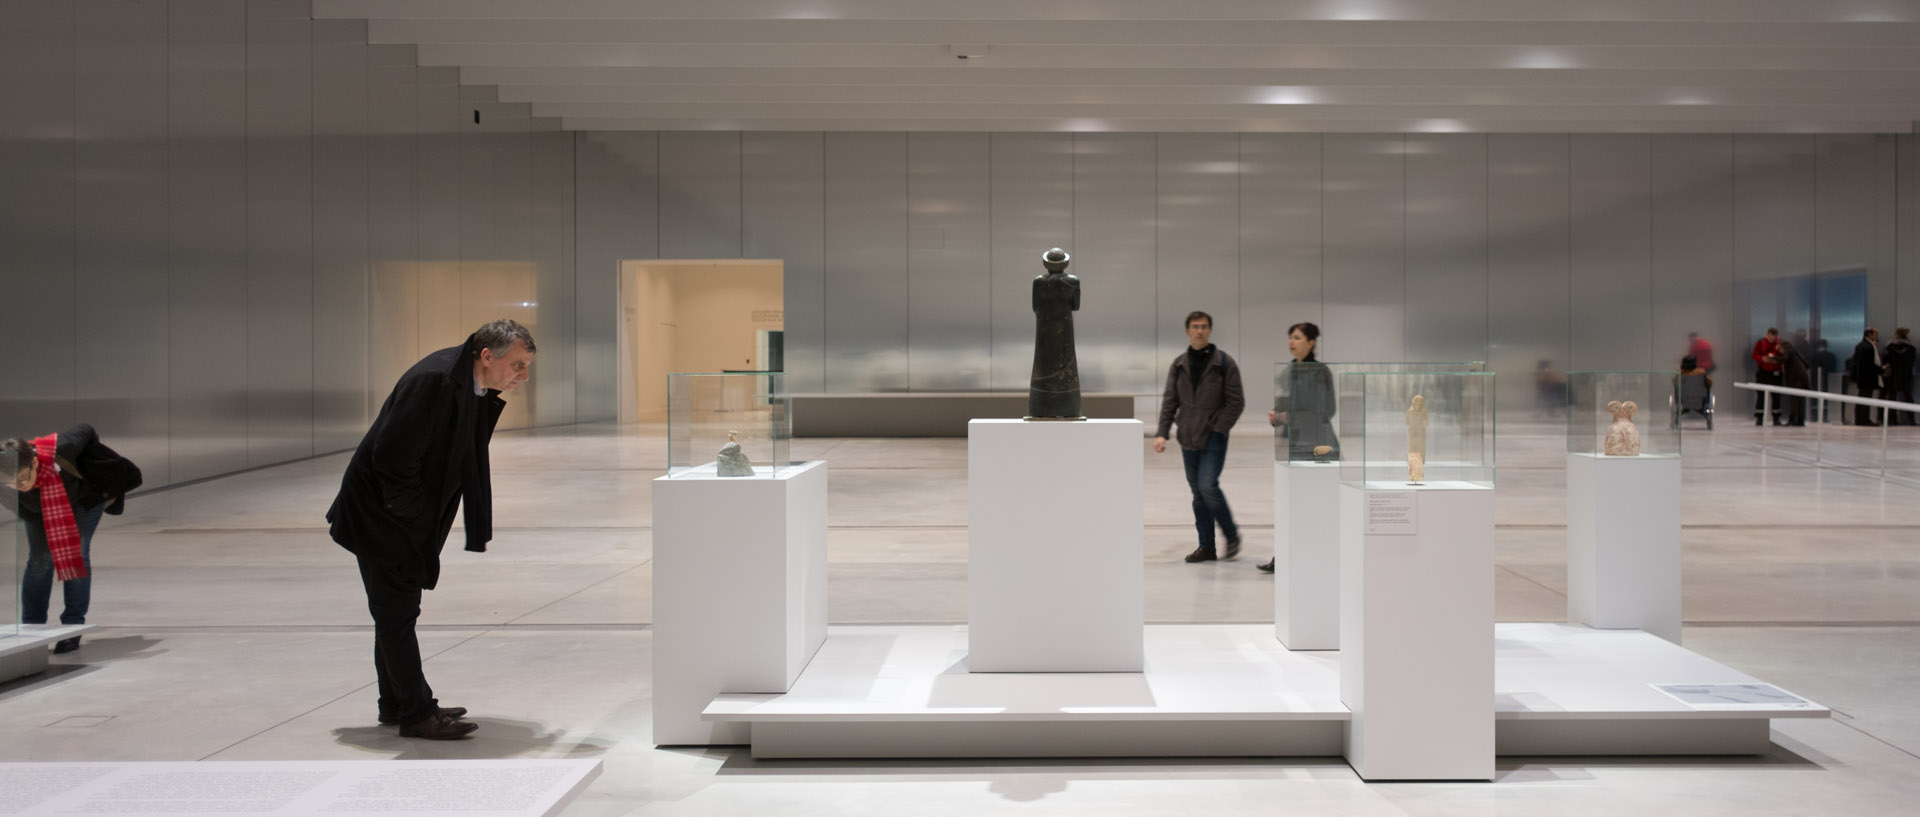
[1733,381,1918,475]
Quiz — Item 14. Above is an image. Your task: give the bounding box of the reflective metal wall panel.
[1322,135,1406,364]
[988,133,1074,391]
[468,102,535,431]
[167,0,250,483]
[312,20,370,454]
[1156,133,1242,371]
[744,132,826,393]
[73,0,170,483]
[531,130,579,426]
[1239,134,1323,425]
[1733,135,1816,393]
[1487,135,1571,419]
[1902,136,1920,337]
[1072,133,1159,393]
[1816,136,1887,342]
[1871,136,1900,351]
[824,133,910,392]
[245,3,315,466]
[575,131,658,420]
[367,46,420,408]
[1569,135,1654,371]
[1650,136,1737,416]
[907,133,992,391]
[1404,134,1489,365]
[414,65,462,358]
[0,0,77,439]
[660,132,743,260]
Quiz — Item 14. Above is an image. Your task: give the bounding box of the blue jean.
[21,502,106,626]
[1180,431,1239,551]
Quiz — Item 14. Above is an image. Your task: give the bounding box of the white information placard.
[1653,683,1820,711]
[1363,492,1417,535]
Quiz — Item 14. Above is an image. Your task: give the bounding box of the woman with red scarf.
[3,425,140,654]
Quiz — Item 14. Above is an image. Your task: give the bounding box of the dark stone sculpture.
[1028,248,1084,419]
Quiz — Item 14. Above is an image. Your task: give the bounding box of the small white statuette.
[1603,400,1642,457]
[715,430,755,476]
[1405,394,1428,483]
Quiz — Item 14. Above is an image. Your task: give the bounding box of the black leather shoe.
[380,706,468,726]
[1256,558,1274,573]
[1184,548,1217,563]
[398,713,478,740]
[51,636,80,654]
[1223,537,1241,560]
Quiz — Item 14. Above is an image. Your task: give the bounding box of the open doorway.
[618,259,784,422]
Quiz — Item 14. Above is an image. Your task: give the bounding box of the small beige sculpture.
[715,430,755,476]
[1603,400,1642,457]
[1406,394,1429,483]
[1312,445,1333,458]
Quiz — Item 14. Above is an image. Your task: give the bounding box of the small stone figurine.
[1406,394,1429,484]
[1603,400,1642,457]
[715,430,755,476]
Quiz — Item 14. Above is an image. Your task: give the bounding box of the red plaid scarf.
[33,434,88,581]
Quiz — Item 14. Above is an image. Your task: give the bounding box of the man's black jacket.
[327,335,506,589]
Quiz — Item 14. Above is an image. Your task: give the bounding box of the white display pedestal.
[1566,453,1684,644]
[1340,483,1494,781]
[651,460,828,745]
[1274,462,1342,650]
[967,419,1144,672]
[0,624,94,684]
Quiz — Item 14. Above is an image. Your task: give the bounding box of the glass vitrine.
[1566,371,1682,458]
[1338,371,1495,489]
[1273,362,1485,463]
[667,372,791,478]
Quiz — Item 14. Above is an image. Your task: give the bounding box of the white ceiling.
[313,0,1920,133]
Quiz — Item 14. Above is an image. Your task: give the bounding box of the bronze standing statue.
[1028,248,1084,419]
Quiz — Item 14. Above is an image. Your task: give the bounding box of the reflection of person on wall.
[1261,322,1335,575]
[1811,339,1839,422]
[1780,341,1810,427]
[1884,328,1916,426]
[1751,328,1783,426]
[1688,332,1717,374]
[1849,328,1883,426]
[1535,360,1566,418]
[1154,311,1246,565]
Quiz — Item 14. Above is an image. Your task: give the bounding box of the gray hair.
[472,319,536,357]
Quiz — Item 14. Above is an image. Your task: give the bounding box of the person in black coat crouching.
[328,319,533,739]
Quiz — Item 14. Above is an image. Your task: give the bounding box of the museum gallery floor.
[1,422,1917,815]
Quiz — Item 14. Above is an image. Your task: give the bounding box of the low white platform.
[0,624,95,683]
[967,419,1144,672]
[0,759,599,817]
[1273,462,1341,650]
[1567,453,1684,643]
[703,623,1826,760]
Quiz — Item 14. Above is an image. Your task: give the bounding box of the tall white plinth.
[652,460,828,745]
[968,419,1144,672]
[1274,462,1342,650]
[1567,454,1683,644]
[1340,483,1494,781]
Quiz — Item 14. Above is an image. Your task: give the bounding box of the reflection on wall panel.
[1569,135,1653,371]
[575,131,659,421]
[989,134,1074,391]
[744,132,825,393]
[1816,136,1889,344]
[1487,135,1571,421]
[167,0,249,484]
[1733,135,1816,388]
[824,133,910,392]
[245,4,316,466]
[367,48,420,405]
[416,67,462,295]
[1870,136,1899,353]
[1404,134,1489,365]
[531,130,579,427]
[1902,136,1920,339]
[1073,133,1159,394]
[1650,136,1736,416]
[908,133,992,391]
[0,1,79,442]
[1322,135,1407,364]
[1239,134,1323,426]
[74,0,170,484]
[661,132,743,260]
[1156,133,1242,369]
[312,21,371,454]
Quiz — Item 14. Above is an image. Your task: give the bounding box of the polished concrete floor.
[3,418,1918,815]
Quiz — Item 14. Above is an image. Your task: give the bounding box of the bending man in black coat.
[328,319,534,740]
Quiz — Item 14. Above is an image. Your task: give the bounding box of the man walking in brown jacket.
[1154,311,1246,563]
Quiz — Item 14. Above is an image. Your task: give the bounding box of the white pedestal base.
[0,624,94,684]
[1567,453,1684,644]
[651,460,828,745]
[1274,462,1342,650]
[968,419,1144,672]
[1340,484,1494,781]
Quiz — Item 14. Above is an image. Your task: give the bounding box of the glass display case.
[1338,371,1495,489]
[1566,371,1682,458]
[1273,362,1485,463]
[2,447,19,636]
[667,372,792,478]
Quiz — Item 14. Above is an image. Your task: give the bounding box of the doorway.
[618,259,784,422]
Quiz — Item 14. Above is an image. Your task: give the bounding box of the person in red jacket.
[1751,327,1784,426]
